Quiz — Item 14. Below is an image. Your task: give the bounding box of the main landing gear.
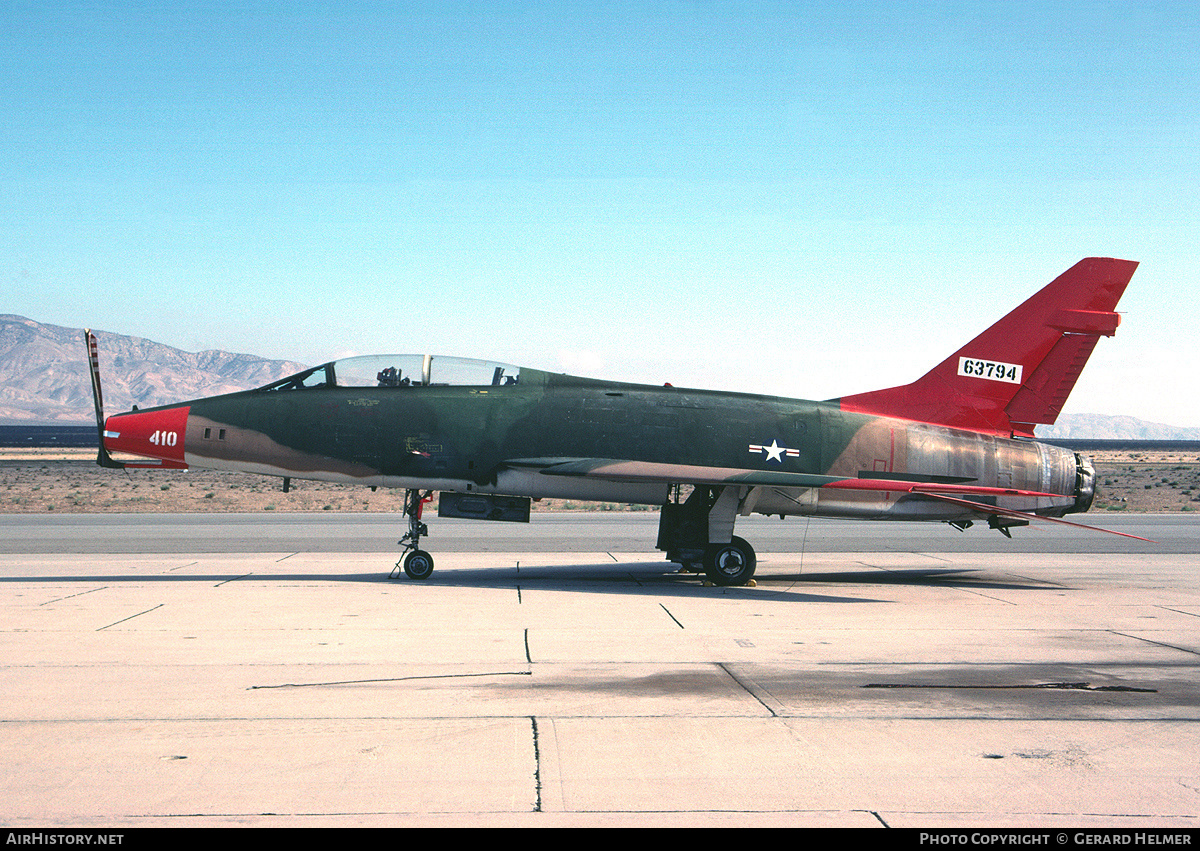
[391,489,435,580]
[703,535,757,586]
[657,485,758,587]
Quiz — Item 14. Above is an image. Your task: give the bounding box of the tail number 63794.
[958,357,1022,384]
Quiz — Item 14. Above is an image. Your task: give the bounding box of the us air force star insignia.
[748,440,799,464]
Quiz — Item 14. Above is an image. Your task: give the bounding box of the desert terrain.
[1,448,1197,514]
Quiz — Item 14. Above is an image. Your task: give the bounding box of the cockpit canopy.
[258,354,521,392]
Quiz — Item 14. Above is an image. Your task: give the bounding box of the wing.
[504,457,1058,497]
[504,456,846,488]
[502,457,1148,541]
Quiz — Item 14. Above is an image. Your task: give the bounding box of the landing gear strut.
[392,489,435,580]
[657,485,758,586]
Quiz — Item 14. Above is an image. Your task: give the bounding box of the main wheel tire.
[703,536,756,586]
[403,549,435,580]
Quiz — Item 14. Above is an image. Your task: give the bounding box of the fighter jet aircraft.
[87,257,1141,585]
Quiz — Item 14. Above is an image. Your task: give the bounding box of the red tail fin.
[837,257,1138,436]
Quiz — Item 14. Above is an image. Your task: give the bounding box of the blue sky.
[3,1,1198,425]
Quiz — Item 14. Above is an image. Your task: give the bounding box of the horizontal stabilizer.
[921,492,1154,541]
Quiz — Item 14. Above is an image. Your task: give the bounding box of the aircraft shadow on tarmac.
[773,566,1060,591]
[402,559,1058,595]
[398,561,884,602]
[2,560,1057,602]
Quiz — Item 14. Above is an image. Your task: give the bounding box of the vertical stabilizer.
[837,257,1138,436]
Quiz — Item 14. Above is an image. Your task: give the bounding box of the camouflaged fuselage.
[105,365,1088,523]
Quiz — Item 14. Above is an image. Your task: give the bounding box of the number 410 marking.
[148,430,178,447]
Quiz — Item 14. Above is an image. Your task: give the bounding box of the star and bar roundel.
[748,440,799,464]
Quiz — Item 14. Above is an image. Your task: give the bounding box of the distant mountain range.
[1034,414,1200,441]
[0,315,306,423]
[2,314,1198,439]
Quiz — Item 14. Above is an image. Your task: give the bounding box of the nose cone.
[104,405,191,468]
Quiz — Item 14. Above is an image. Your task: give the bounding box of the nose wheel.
[391,489,436,580]
[401,548,434,580]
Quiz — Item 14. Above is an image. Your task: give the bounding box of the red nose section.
[104,406,190,469]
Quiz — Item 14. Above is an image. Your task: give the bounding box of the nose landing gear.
[391,489,435,580]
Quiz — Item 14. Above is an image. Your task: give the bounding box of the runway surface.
[2,512,1198,827]
[0,510,1187,554]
